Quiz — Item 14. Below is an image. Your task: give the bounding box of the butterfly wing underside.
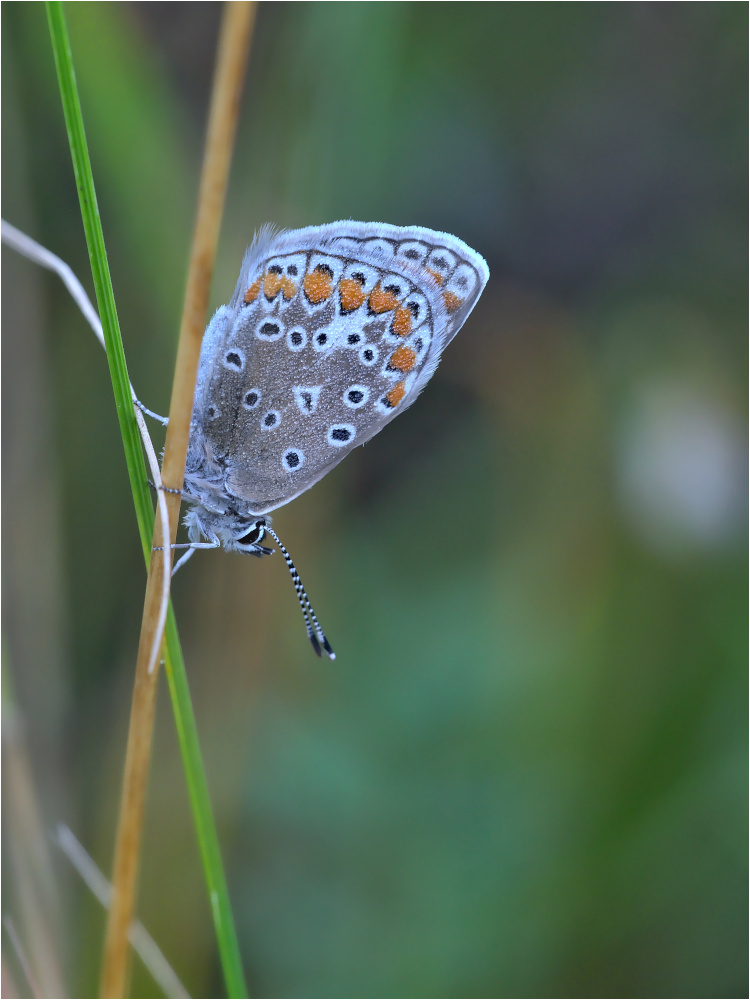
[195,222,489,515]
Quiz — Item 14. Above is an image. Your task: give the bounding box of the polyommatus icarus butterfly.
[174,221,489,656]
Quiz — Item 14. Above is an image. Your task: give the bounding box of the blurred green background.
[2,3,747,997]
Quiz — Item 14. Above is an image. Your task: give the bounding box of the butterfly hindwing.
[195,222,488,514]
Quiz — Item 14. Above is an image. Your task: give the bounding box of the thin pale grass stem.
[3,917,41,1000]
[55,825,190,999]
[2,673,66,998]
[101,4,256,997]
[0,224,169,430]
[2,219,103,346]
[0,220,172,661]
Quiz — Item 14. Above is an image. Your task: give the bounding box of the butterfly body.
[174,222,488,653]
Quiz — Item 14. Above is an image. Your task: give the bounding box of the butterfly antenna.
[262,523,335,660]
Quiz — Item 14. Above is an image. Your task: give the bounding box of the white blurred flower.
[615,378,746,556]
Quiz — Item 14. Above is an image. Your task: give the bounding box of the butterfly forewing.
[195,222,488,514]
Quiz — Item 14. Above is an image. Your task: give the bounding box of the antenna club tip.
[327,651,336,660]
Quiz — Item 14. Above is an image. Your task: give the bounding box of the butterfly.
[172,221,489,656]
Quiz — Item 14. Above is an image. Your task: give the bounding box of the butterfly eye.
[237,525,263,545]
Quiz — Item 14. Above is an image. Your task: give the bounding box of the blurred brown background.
[2,3,747,997]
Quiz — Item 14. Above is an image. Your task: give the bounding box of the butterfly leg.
[171,546,196,575]
[146,480,184,495]
[134,396,169,426]
[154,531,221,576]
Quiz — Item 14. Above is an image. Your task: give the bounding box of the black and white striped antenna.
[261,521,335,660]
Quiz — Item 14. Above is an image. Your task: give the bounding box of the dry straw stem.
[3,685,66,998]
[57,825,190,998]
[100,4,257,997]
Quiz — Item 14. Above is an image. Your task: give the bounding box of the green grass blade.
[45,4,247,995]
[162,613,248,997]
[45,0,152,554]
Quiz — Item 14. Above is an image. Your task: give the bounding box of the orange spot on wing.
[281,276,297,299]
[424,266,444,286]
[384,382,406,408]
[391,306,412,337]
[387,346,417,374]
[244,277,261,304]
[303,269,332,304]
[264,273,283,298]
[339,277,366,312]
[368,283,400,313]
[443,290,462,313]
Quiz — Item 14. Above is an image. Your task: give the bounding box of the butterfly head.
[226,516,274,557]
[181,492,274,559]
